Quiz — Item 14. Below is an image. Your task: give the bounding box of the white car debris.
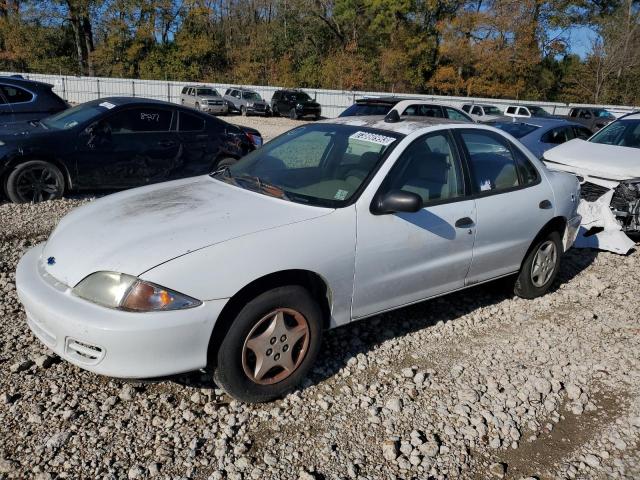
[544,112,640,254]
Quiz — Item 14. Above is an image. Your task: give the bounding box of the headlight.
[0,140,5,146]
[73,272,201,312]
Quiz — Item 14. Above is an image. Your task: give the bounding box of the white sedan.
[16,116,581,402]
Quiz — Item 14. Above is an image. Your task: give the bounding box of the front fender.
[140,206,357,328]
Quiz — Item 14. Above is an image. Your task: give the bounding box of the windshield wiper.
[235,173,289,200]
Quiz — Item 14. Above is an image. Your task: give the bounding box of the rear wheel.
[289,108,297,120]
[6,160,65,204]
[514,231,562,299]
[213,286,323,403]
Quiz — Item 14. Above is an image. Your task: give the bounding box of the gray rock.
[489,462,506,478]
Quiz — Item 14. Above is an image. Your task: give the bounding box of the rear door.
[174,109,221,178]
[74,106,180,188]
[455,128,554,283]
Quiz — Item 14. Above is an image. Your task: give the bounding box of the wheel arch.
[2,154,73,192]
[207,269,332,365]
[520,216,567,269]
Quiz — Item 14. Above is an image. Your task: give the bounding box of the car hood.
[544,139,640,181]
[41,176,332,288]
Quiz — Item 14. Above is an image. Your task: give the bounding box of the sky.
[565,26,599,58]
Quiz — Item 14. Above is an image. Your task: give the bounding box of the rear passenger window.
[383,132,464,203]
[506,106,517,114]
[403,105,444,117]
[0,84,33,103]
[541,128,569,144]
[179,111,205,131]
[462,105,470,113]
[106,108,172,133]
[513,147,539,185]
[461,131,520,193]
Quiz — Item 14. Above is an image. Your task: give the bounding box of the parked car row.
[3,75,637,405]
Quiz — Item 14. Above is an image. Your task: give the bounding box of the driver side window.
[105,107,173,133]
[382,132,464,204]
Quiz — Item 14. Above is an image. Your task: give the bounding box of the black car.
[0,97,262,203]
[271,89,321,120]
[339,96,420,117]
[0,76,68,123]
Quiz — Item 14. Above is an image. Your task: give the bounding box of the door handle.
[539,199,553,209]
[157,140,176,147]
[455,217,475,228]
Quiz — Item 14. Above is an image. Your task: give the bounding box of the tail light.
[245,132,263,148]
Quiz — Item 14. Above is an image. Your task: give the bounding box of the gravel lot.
[1,117,639,480]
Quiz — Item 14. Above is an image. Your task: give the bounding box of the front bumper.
[247,106,270,116]
[564,214,582,251]
[16,244,228,378]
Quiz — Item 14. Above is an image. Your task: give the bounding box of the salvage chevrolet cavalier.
[16,116,581,402]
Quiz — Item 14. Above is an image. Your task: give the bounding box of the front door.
[454,129,555,283]
[74,106,180,188]
[352,131,476,319]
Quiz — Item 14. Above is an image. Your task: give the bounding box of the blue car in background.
[488,118,592,159]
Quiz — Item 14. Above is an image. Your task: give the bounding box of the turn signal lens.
[73,272,201,312]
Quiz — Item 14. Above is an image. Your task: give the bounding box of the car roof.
[320,115,466,135]
[355,96,423,105]
[619,112,640,120]
[391,99,463,110]
[0,76,54,89]
[85,97,175,107]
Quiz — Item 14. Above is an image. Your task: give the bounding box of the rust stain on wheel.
[241,307,310,385]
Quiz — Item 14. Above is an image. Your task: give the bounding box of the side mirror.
[372,190,423,215]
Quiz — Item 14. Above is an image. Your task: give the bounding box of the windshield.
[296,92,312,102]
[213,124,402,207]
[489,122,540,139]
[340,103,393,117]
[42,102,106,130]
[483,106,502,115]
[197,88,219,96]
[590,119,640,149]
[243,92,261,101]
[528,106,549,117]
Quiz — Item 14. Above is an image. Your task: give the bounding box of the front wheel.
[213,286,323,403]
[5,160,65,204]
[289,108,297,120]
[240,105,247,116]
[514,231,562,299]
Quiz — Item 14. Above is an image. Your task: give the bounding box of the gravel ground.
[1,117,640,480]
[228,114,312,141]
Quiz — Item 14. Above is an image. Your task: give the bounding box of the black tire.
[241,105,247,116]
[314,114,320,121]
[289,108,297,120]
[6,160,65,204]
[514,230,562,299]
[272,105,279,117]
[195,102,200,111]
[213,285,323,403]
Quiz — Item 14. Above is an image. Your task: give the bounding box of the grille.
[65,338,105,365]
[580,182,610,202]
[207,100,223,105]
[253,104,266,111]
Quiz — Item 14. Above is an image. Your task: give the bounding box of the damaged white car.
[544,112,640,254]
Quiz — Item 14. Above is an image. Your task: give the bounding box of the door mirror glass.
[373,190,423,214]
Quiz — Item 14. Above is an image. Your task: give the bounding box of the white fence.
[2,71,637,118]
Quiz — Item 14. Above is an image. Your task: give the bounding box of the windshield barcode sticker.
[349,131,396,146]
